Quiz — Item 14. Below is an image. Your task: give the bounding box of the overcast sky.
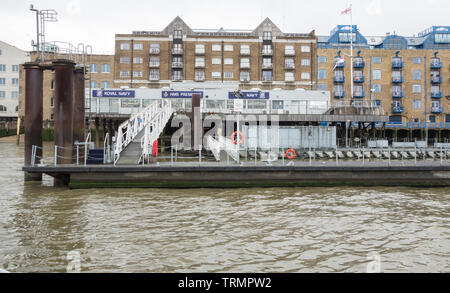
[1,0,448,53]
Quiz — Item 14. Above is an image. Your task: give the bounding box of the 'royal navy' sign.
[228,91,270,99]
[162,91,204,98]
[93,90,135,98]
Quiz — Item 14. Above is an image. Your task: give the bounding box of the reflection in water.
[0,142,449,272]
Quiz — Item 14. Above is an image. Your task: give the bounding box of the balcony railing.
[149,62,160,68]
[430,60,442,69]
[392,60,404,69]
[392,105,405,113]
[353,75,365,83]
[353,91,366,98]
[285,63,295,69]
[353,59,365,68]
[240,63,250,69]
[240,49,251,56]
[431,76,442,84]
[262,49,273,56]
[334,91,345,98]
[431,106,443,114]
[392,90,404,98]
[195,62,205,68]
[149,48,160,54]
[334,75,345,83]
[195,48,205,55]
[172,76,183,82]
[392,76,404,83]
[285,49,295,56]
[149,75,160,81]
[172,62,183,68]
[172,48,183,55]
[262,63,273,69]
[431,91,443,98]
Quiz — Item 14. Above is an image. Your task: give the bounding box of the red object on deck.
[152,140,158,157]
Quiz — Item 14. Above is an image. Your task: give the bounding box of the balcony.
[285,49,295,56]
[149,75,160,81]
[240,49,251,56]
[353,75,365,83]
[334,91,345,98]
[353,59,365,68]
[195,48,205,55]
[149,62,160,68]
[149,48,160,54]
[172,76,183,82]
[392,89,404,98]
[195,62,205,68]
[195,75,205,82]
[262,49,273,56]
[430,59,442,69]
[285,63,295,70]
[172,62,183,68]
[240,63,250,69]
[431,91,443,98]
[262,63,273,69]
[431,106,443,114]
[392,76,404,83]
[353,91,366,98]
[431,76,442,84]
[392,105,405,113]
[392,59,404,69]
[334,75,345,83]
[172,48,183,55]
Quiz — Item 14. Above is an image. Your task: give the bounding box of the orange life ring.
[152,140,158,157]
[231,131,245,145]
[286,149,296,159]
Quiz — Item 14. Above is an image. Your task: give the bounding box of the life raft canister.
[286,149,296,159]
[152,140,158,157]
[231,131,245,145]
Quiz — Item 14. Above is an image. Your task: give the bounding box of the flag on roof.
[341,7,352,15]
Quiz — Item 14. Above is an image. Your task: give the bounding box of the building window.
[224,58,233,65]
[413,84,421,93]
[50,97,54,108]
[212,72,221,78]
[224,45,234,52]
[0,49,2,55]
[318,56,327,63]
[133,57,143,64]
[431,85,441,94]
[195,71,205,81]
[212,58,221,65]
[375,100,382,107]
[90,64,98,73]
[373,70,382,80]
[90,81,98,88]
[12,78,18,85]
[11,91,18,99]
[317,84,327,90]
[0,64,5,72]
[301,46,310,53]
[149,70,160,80]
[318,69,327,80]
[374,84,382,93]
[150,43,160,51]
[413,70,421,80]
[102,64,110,73]
[240,58,250,68]
[240,45,250,54]
[373,57,382,64]
[263,31,272,40]
[0,91,5,99]
[339,32,356,43]
[301,59,310,66]
[172,70,182,80]
[413,57,421,64]
[285,58,294,68]
[285,45,294,55]
[195,44,205,54]
[272,100,284,110]
[285,72,294,81]
[0,105,7,112]
[50,114,54,121]
[334,84,344,93]
[195,57,205,67]
[134,43,143,50]
[212,44,221,51]
[174,30,182,39]
[224,72,233,79]
[120,71,129,77]
[120,43,130,50]
[429,115,436,123]
[101,81,110,88]
[413,100,421,109]
[435,33,450,43]
[150,57,160,67]
[12,65,19,72]
[0,78,6,85]
[240,71,250,82]
[120,57,130,64]
[262,71,272,82]
[301,72,310,80]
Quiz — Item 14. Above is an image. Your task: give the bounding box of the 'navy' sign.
[162,91,204,99]
[93,90,135,98]
[228,91,270,99]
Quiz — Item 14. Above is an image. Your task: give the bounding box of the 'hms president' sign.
[93,90,135,98]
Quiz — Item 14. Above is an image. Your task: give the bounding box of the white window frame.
[133,57,143,64]
[301,72,310,80]
[224,45,234,52]
[120,43,130,50]
[212,58,221,65]
[120,57,130,64]
[212,72,221,78]
[224,58,233,65]
[301,45,311,52]
[102,64,110,73]
[301,59,310,66]
[120,71,129,77]
[212,44,221,51]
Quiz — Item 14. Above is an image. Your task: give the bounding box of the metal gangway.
[114,100,173,165]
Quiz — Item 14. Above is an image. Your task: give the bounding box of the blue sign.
[162,91,204,99]
[228,91,270,99]
[93,90,135,98]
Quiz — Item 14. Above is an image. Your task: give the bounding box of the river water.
[0,141,449,273]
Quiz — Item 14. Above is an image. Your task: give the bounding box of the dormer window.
[174,30,183,39]
[263,31,272,41]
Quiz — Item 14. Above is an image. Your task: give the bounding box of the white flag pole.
[350,3,354,103]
